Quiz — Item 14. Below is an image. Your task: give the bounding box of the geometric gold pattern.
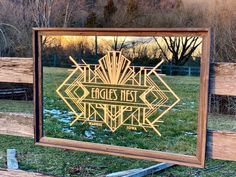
[56,51,180,136]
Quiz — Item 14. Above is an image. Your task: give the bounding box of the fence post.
[53,54,57,67]
[188,67,191,76]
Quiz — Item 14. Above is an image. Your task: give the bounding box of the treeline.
[0,0,235,62]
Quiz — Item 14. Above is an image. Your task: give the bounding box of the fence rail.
[160,65,200,76]
[0,57,236,161]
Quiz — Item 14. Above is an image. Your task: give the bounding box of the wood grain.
[207,130,236,161]
[0,112,33,138]
[210,63,236,96]
[0,57,33,84]
[0,168,54,177]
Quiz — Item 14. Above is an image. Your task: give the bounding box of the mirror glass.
[41,35,202,156]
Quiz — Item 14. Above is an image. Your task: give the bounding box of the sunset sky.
[42,35,202,60]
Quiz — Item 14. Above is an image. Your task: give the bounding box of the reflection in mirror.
[208,95,236,131]
[41,35,202,156]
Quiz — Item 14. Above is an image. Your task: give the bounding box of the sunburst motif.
[95,51,134,85]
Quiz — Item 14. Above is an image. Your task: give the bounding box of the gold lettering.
[91,88,95,99]
[112,89,118,100]
[100,89,106,99]
[95,88,99,99]
[89,87,139,103]
[133,91,138,102]
[121,90,126,101]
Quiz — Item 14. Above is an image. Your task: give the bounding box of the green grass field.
[42,67,200,155]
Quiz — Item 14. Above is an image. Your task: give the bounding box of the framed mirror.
[33,28,210,167]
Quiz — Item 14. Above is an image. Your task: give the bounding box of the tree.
[0,23,20,56]
[63,0,77,27]
[85,12,97,27]
[31,0,55,27]
[126,0,138,17]
[103,0,117,23]
[154,36,202,66]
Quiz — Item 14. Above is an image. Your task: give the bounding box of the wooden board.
[0,57,33,84]
[210,63,236,96]
[207,130,236,161]
[0,169,54,177]
[0,112,33,138]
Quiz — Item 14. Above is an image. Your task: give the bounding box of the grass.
[0,99,33,113]
[208,114,236,131]
[0,135,155,176]
[0,135,236,176]
[42,67,200,155]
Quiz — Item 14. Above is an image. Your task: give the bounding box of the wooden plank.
[210,62,236,96]
[124,163,174,177]
[7,149,18,170]
[0,57,33,83]
[207,130,236,161]
[0,112,33,138]
[0,168,54,177]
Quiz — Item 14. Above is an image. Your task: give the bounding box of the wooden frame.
[33,28,211,168]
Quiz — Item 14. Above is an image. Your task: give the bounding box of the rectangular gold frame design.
[33,28,210,168]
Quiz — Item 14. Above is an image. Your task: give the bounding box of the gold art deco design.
[56,51,180,136]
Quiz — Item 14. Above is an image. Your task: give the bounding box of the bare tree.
[30,0,55,27]
[63,0,77,27]
[113,36,127,51]
[154,36,202,65]
[0,23,20,56]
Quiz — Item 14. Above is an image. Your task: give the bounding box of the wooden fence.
[0,57,236,161]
